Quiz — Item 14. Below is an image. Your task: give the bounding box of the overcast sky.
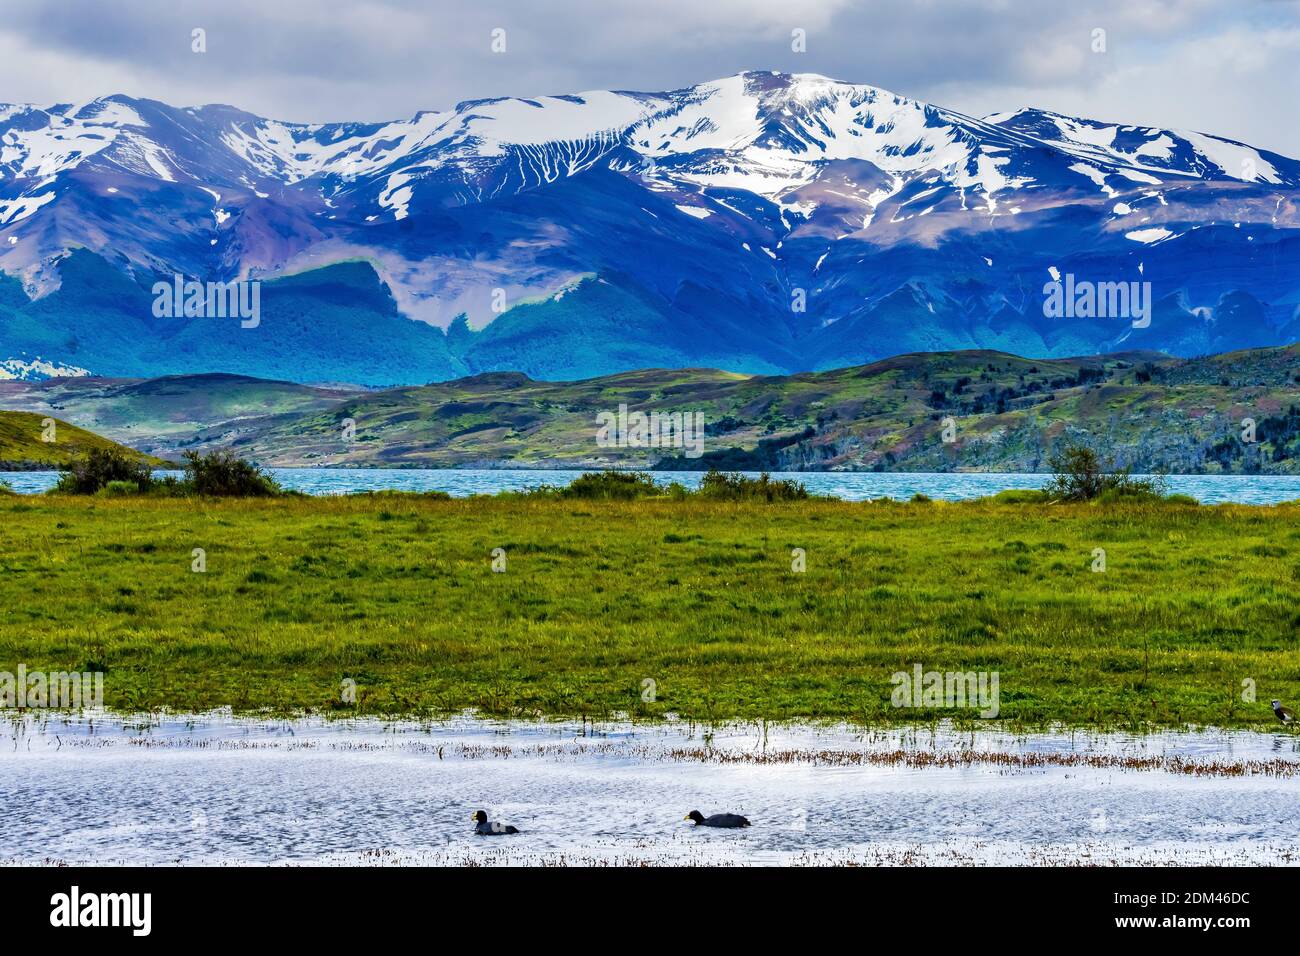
[2,0,1298,155]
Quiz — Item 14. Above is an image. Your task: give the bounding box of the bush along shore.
[0,446,1296,729]
[53,449,283,497]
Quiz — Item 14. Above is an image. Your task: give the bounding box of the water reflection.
[2,714,1297,866]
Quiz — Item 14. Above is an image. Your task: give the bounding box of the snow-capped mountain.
[1,71,1297,383]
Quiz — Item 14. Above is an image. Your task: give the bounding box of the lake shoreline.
[5,462,1293,473]
[7,710,1300,756]
[6,466,1300,503]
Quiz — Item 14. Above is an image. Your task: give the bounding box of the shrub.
[98,480,141,497]
[696,470,809,502]
[910,492,932,503]
[1042,445,1162,502]
[148,475,187,497]
[991,489,1050,504]
[183,451,281,497]
[557,471,665,500]
[518,470,808,502]
[1095,484,1168,504]
[56,448,154,495]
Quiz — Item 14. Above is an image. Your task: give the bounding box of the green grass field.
[1,493,1297,729]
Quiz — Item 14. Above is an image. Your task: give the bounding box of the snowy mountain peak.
[2,72,1295,225]
[985,106,1288,185]
[0,72,1297,381]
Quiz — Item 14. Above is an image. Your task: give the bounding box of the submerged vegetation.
[0,487,1295,729]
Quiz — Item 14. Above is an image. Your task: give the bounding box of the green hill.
[0,411,171,470]
[175,346,1300,474]
[3,342,1299,473]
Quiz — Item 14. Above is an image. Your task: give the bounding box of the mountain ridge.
[2,71,1298,384]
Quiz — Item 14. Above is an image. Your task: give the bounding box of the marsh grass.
[0,493,1297,729]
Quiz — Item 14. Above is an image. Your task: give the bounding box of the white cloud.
[0,0,1295,156]
[936,25,1300,156]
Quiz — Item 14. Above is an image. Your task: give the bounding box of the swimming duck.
[472,809,520,835]
[684,810,751,828]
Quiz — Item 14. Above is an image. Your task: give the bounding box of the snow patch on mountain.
[674,204,712,219]
[0,191,55,225]
[0,356,91,381]
[1179,129,1281,184]
[1125,227,1174,243]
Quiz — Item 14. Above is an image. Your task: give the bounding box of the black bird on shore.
[684,810,751,828]
[1272,700,1295,725]
[472,810,520,835]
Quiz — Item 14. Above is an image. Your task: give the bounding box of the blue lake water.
[5,468,1300,504]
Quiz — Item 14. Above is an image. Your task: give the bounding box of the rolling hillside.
[3,344,1299,473]
[0,411,172,470]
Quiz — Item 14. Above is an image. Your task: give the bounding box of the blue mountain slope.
[0,253,463,385]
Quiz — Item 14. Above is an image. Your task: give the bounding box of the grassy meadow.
[1,492,1297,729]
